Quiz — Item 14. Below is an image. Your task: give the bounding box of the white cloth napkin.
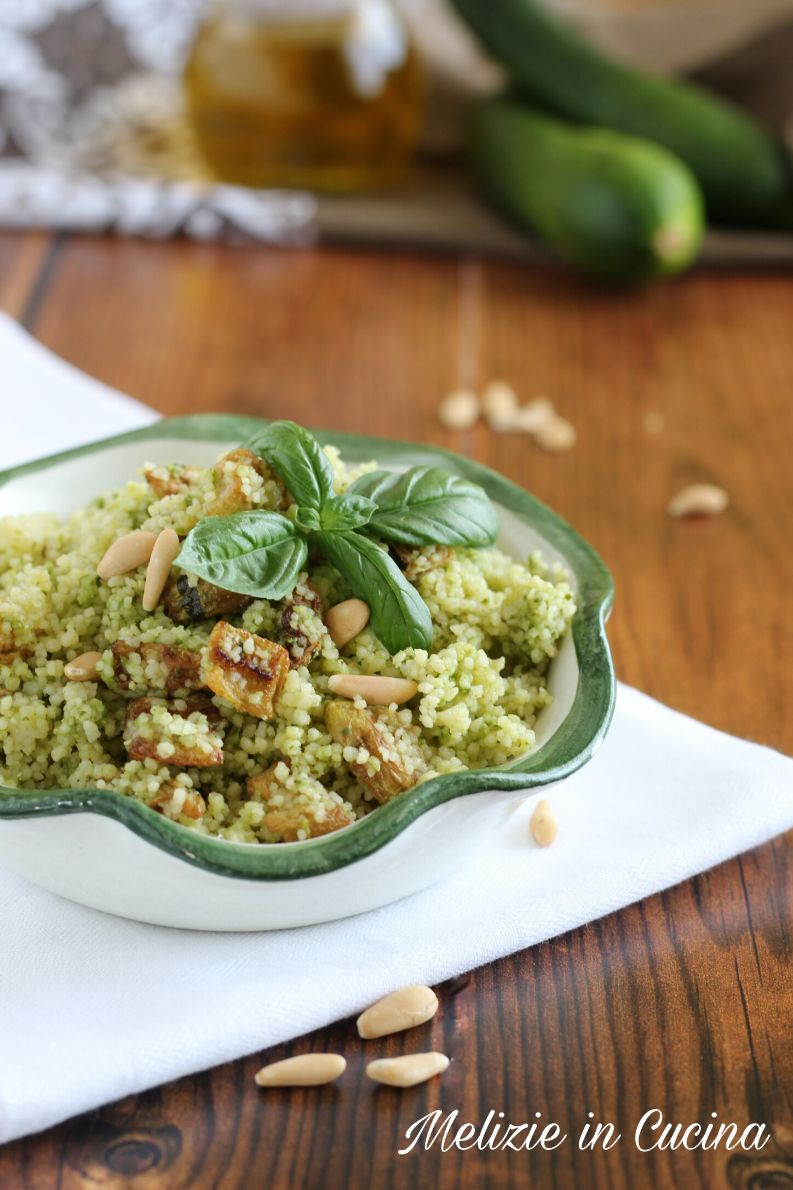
[1,315,792,1145]
[0,314,156,467]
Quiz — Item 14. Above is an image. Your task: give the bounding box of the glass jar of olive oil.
[183,0,424,192]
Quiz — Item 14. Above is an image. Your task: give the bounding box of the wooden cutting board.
[316,163,793,268]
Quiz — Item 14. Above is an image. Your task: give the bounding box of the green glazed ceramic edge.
[0,414,616,881]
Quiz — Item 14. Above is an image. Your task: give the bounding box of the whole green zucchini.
[470,95,704,282]
[451,0,793,228]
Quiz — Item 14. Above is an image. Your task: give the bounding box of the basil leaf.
[294,506,322,533]
[177,511,307,599]
[317,531,433,654]
[245,421,334,510]
[319,493,377,533]
[349,466,499,547]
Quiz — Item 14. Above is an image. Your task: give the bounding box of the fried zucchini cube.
[124,696,224,768]
[204,621,289,719]
[0,647,31,665]
[206,448,286,517]
[110,641,204,694]
[149,781,207,821]
[280,576,324,668]
[0,618,37,660]
[247,762,356,841]
[163,573,253,625]
[392,543,453,582]
[324,699,419,805]
[143,462,203,499]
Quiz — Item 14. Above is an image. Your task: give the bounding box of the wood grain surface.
[1,232,791,1189]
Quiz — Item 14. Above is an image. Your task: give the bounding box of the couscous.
[0,425,576,844]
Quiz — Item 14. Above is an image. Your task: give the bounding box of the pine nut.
[534,416,577,452]
[482,380,518,429]
[97,530,157,580]
[327,674,418,706]
[512,398,555,432]
[366,1053,450,1088]
[142,528,181,612]
[63,651,102,682]
[530,798,557,847]
[254,1053,346,1087]
[357,985,439,1040]
[667,483,728,518]
[325,599,371,649]
[438,388,480,430]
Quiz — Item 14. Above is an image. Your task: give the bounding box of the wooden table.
[1,231,791,1190]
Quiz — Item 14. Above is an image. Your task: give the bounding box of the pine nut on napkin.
[1,315,792,1144]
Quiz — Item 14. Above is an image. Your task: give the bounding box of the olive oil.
[183,0,423,192]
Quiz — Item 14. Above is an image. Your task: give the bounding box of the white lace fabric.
[0,0,320,242]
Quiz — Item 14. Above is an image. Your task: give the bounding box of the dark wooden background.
[0,231,791,1189]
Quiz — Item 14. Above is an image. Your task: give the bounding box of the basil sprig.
[176,423,498,654]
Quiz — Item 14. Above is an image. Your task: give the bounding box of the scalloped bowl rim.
[0,415,615,881]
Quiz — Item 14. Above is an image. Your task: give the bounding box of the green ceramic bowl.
[0,416,614,929]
